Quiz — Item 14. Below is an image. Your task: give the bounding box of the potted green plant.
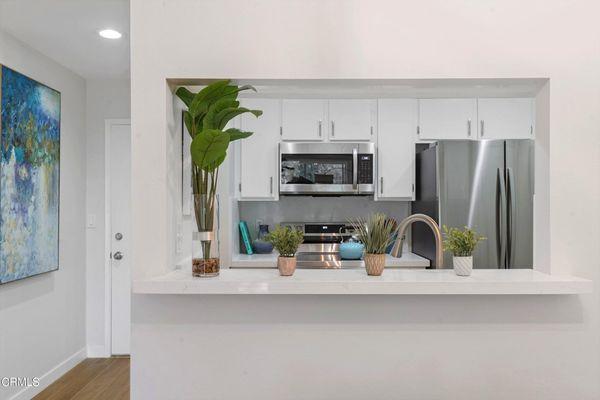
[349,213,397,276]
[175,80,262,277]
[442,226,486,276]
[265,225,304,276]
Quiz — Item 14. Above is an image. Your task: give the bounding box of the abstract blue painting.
[0,65,60,284]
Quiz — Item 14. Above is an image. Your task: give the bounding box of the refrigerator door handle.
[506,167,516,268]
[496,168,507,268]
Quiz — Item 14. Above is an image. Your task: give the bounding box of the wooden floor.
[34,358,129,400]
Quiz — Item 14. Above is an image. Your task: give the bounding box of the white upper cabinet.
[281,99,327,141]
[418,98,477,140]
[328,99,376,141]
[239,98,280,200]
[377,99,417,200]
[478,98,535,139]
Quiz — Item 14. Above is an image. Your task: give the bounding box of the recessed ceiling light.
[99,29,122,39]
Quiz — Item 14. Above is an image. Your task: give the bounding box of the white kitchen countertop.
[133,268,592,295]
[230,252,430,268]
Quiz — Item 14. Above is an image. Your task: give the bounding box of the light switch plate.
[87,214,96,229]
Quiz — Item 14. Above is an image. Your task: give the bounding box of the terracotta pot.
[364,253,386,276]
[453,256,473,276]
[278,256,297,276]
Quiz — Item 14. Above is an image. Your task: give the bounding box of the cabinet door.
[418,98,477,140]
[478,98,534,139]
[328,99,375,141]
[377,99,417,200]
[239,99,280,200]
[281,99,327,141]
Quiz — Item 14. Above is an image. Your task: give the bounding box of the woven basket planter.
[364,253,386,276]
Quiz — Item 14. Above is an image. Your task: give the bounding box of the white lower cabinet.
[478,98,534,139]
[239,98,280,200]
[377,99,417,200]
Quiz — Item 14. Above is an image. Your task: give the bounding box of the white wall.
[0,30,87,400]
[85,79,130,356]
[130,0,600,399]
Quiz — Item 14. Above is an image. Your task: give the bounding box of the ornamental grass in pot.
[442,225,486,276]
[350,213,397,276]
[175,80,262,277]
[265,225,304,276]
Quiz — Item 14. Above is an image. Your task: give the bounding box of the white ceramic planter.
[453,256,473,276]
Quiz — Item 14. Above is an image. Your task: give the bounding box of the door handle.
[496,168,506,268]
[480,120,485,137]
[270,176,273,195]
[506,168,516,268]
[467,119,471,136]
[380,177,383,194]
[352,148,358,191]
[113,251,124,260]
[331,121,335,137]
[318,120,322,137]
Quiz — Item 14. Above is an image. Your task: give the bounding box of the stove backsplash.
[239,197,410,236]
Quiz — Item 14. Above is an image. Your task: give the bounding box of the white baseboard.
[87,345,110,358]
[9,347,86,400]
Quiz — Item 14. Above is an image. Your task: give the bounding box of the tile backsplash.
[239,196,410,236]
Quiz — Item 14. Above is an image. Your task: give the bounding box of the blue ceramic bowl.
[253,239,273,254]
[339,241,364,260]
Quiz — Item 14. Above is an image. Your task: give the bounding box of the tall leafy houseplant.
[176,80,262,277]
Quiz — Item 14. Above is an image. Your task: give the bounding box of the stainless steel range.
[282,222,356,268]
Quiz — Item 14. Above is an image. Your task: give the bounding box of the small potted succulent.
[265,225,304,276]
[442,226,486,276]
[350,213,397,276]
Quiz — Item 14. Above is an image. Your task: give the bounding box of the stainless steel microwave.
[279,142,375,195]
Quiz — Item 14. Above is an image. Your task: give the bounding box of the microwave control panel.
[357,154,373,184]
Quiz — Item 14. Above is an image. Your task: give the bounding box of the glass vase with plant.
[176,80,262,277]
[265,225,304,276]
[442,225,486,276]
[349,213,397,276]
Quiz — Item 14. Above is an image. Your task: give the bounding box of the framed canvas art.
[0,65,60,284]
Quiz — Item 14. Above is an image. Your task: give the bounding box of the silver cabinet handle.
[467,119,471,136]
[113,251,123,260]
[270,176,273,194]
[480,120,485,137]
[331,120,335,137]
[380,177,383,194]
[318,120,322,137]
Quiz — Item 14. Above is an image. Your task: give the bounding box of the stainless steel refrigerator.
[412,140,534,269]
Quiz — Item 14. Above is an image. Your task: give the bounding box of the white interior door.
[108,121,131,355]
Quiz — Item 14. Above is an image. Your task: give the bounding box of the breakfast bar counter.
[132,268,592,295]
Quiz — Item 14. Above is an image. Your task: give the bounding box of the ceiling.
[0,0,130,80]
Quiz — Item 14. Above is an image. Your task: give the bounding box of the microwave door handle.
[352,147,358,191]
